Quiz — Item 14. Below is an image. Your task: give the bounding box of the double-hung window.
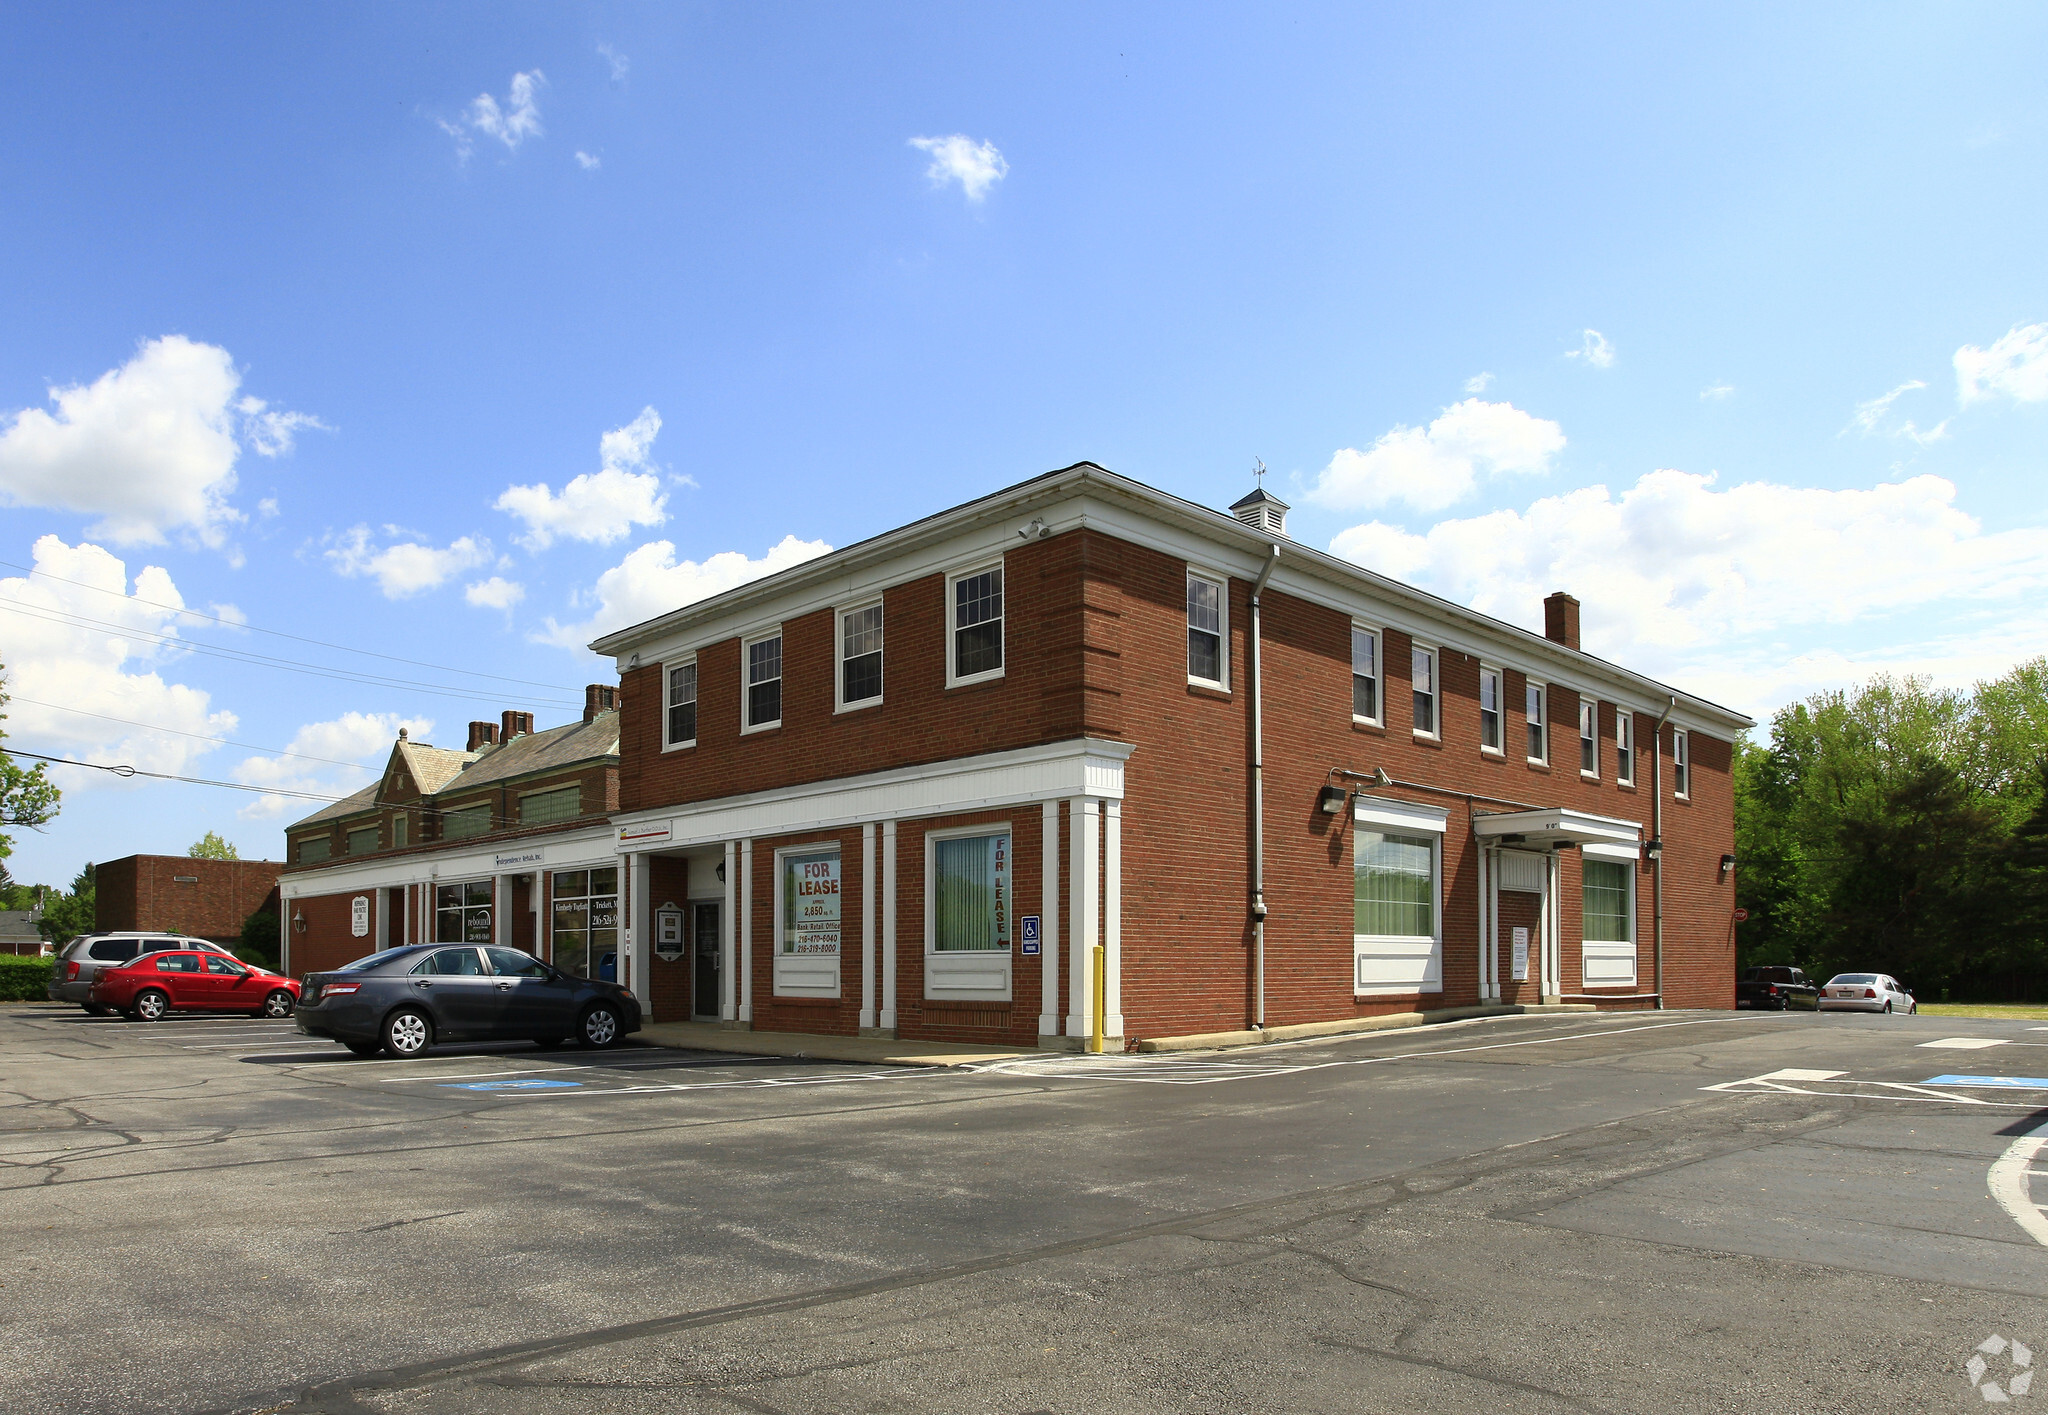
[838,603,883,710]
[1526,681,1548,764]
[1411,645,1438,737]
[949,564,1004,684]
[1616,710,1635,786]
[1186,572,1225,687]
[1351,795,1447,997]
[1579,698,1598,777]
[1673,729,1691,798]
[744,633,782,731]
[1478,666,1503,753]
[1351,626,1381,724]
[1581,851,1637,987]
[665,659,698,747]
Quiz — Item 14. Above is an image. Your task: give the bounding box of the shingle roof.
[287,779,382,830]
[435,712,620,796]
[396,741,478,795]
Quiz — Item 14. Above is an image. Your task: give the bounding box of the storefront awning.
[1471,807,1641,851]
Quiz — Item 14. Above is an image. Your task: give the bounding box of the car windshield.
[1828,974,1878,985]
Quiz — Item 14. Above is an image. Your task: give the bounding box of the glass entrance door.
[692,901,721,1019]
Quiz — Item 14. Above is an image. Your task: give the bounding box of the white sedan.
[1818,973,1917,1014]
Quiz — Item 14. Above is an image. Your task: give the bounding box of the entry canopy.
[1472,807,1641,851]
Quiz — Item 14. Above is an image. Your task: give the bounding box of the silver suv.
[49,933,238,1013]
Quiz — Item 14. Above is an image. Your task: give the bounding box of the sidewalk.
[635,1020,1038,1068]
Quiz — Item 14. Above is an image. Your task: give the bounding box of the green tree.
[238,905,280,969]
[0,659,62,864]
[188,831,240,860]
[35,862,96,944]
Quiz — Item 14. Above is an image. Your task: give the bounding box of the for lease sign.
[784,851,841,955]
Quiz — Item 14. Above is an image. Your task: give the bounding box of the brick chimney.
[583,683,619,724]
[500,710,535,741]
[466,721,500,752]
[1544,591,1581,651]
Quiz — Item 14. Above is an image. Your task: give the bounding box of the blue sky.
[3,3,2046,883]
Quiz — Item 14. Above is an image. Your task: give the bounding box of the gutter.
[1651,695,1676,1010]
[1249,542,1281,1030]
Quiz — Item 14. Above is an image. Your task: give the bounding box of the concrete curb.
[636,1020,1034,1068]
[1135,1002,1597,1053]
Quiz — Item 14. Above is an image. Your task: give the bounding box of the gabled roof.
[393,740,477,796]
[434,712,620,796]
[287,780,381,831]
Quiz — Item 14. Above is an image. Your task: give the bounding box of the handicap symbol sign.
[441,1078,584,1091]
[1020,914,1041,956]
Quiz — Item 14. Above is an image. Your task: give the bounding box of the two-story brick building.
[276,689,625,981]
[593,463,1750,1050]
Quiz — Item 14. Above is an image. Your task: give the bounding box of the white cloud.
[575,150,601,171]
[0,336,317,548]
[597,43,629,83]
[1565,329,1616,368]
[441,70,545,160]
[1463,373,1494,394]
[494,406,670,550]
[1848,379,1949,444]
[1700,383,1735,401]
[326,525,492,598]
[1955,322,2048,406]
[535,534,833,648]
[909,134,1009,202]
[1328,470,2048,684]
[0,536,236,785]
[1307,399,1565,513]
[232,711,431,821]
[465,576,525,610]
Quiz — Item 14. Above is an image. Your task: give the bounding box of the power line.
[0,556,577,693]
[4,748,349,803]
[2,696,378,771]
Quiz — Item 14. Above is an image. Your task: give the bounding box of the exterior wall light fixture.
[292,910,307,934]
[1316,784,1349,815]
[1719,853,1737,876]
[1644,838,1664,863]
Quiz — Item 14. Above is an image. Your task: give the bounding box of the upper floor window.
[665,660,698,747]
[1479,666,1503,753]
[393,814,408,849]
[442,804,492,840]
[745,633,782,731]
[297,835,331,864]
[1616,710,1635,786]
[838,603,884,709]
[1526,680,1548,764]
[1411,645,1438,737]
[1579,699,1598,777]
[949,564,1004,684]
[521,785,581,825]
[1351,626,1380,723]
[347,825,379,856]
[1673,728,1691,798]
[1186,572,1225,686]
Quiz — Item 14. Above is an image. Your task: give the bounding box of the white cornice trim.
[277,824,620,899]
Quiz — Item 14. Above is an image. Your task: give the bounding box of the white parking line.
[1989,1127,2048,1248]
[1920,1037,2012,1050]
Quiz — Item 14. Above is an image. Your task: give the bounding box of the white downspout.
[1249,543,1281,1030]
[1651,696,1676,1010]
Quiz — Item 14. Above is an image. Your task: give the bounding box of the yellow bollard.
[1090,942,1106,1054]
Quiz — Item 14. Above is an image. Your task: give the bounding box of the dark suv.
[1736,965,1820,1011]
[48,933,239,1013]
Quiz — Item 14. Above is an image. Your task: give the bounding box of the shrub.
[0,955,55,1001]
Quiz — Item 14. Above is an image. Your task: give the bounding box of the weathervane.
[1253,458,1266,490]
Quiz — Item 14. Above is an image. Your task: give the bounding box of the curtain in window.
[1583,860,1631,942]
[933,833,1010,951]
[1354,831,1434,938]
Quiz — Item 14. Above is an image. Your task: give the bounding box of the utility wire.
[0,556,576,693]
[4,748,350,803]
[1,696,377,771]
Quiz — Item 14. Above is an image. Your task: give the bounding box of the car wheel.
[260,989,296,1019]
[82,1003,112,1017]
[382,1009,434,1058]
[1909,1002,1918,1015]
[344,1040,382,1057]
[133,989,170,1022]
[578,1003,622,1049]
[1882,1000,1893,1014]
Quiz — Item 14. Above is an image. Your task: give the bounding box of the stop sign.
[1732,908,1751,923]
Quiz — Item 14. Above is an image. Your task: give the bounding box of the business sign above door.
[493,847,546,869]
[618,823,672,847]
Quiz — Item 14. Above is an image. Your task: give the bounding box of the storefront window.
[1583,860,1631,942]
[436,881,493,943]
[1354,831,1435,938]
[551,867,618,978]
[933,832,1010,951]
[780,848,842,957]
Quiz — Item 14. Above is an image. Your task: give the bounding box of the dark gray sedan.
[295,944,641,1058]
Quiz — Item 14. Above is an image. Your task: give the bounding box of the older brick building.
[95,854,281,946]
[594,463,1751,1049]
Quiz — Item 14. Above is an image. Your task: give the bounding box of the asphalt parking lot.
[2,1003,2044,1414]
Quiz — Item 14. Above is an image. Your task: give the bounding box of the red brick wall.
[646,855,695,1021]
[96,855,283,943]
[283,890,373,977]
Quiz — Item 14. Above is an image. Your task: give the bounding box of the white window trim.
[1410,642,1440,740]
[1673,728,1691,800]
[945,560,1006,690]
[1526,678,1549,765]
[662,654,698,752]
[1185,567,1230,690]
[1579,695,1599,780]
[771,839,843,998]
[1580,846,1639,988]
[740,629,784,735]
[1351,622,1384,727]
[1616,708,1635,786]
[1478,663,1505,757]
[1351,795,1447,998]
[834,598,885,714]
[922,821,1014,1002]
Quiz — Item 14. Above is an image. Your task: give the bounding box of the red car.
[88,950,300,1022]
